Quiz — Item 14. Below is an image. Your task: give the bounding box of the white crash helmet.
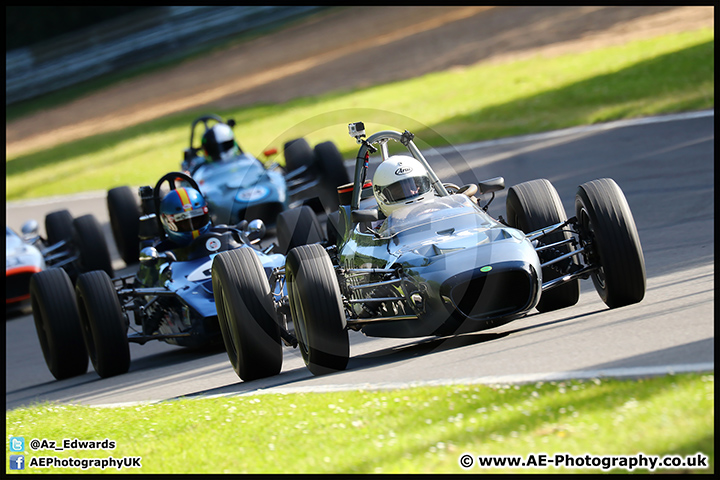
[202,123,238,162]
[373,155,434,216]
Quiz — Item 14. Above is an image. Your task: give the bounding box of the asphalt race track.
[5,111,714,410]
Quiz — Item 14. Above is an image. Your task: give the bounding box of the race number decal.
[205,238,222,252]
[236,186,269,202]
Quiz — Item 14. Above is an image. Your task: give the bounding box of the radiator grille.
[445,268,533,320]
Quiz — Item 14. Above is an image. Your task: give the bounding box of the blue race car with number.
[107,114,348,266]
[30,172,324,380]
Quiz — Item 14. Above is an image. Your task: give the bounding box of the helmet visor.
[164,208,210,232]
[376,176,432,204]
[204,138,235,160]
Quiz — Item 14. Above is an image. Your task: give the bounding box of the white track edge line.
[88,362,713,408]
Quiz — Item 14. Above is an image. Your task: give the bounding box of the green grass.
[5,28,714,201]
[5,373,713,473]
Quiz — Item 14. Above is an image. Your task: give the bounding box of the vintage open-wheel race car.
[212,122,646,379]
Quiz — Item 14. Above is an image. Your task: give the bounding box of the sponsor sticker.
[236,186,269,202]
[205,238,222,252]
[395,164,413,175]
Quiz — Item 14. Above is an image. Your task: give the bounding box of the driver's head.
[373,155,434,216]
[201,123,238,162]
[159,187,211,246]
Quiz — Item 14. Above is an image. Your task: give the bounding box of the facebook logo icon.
[10,455,25,470]
[9,436,24,452]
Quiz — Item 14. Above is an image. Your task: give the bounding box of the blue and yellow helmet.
[159,187,211,246]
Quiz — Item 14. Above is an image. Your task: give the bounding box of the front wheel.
[575,178,646,308]
[75,271,130,378]
[284,138,315,172]
[212,248,282,381]
[286,244,348,375]
[506,179,579,312]
[29,269,88,380]
[45,209,74,246]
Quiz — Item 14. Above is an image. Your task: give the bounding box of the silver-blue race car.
[107,114,348,266]
[211,122,646,379]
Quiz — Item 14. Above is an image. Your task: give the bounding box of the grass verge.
[5,373,714,474]
[5,28,714,201]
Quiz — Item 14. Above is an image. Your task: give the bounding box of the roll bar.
[350,129,449,210]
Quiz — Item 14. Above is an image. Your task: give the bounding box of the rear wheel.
[575,178,646,308]
[29,269,88,380]
[276,205,324,255]
[107,186,140,265]
[73,215,114,277]
[314,141,350,213]
[284,138,315,172]
[212,248,282,381]
[286,244,348,375]
[75,271,130,378]
[506,178,580,312]
[45,210,74,246]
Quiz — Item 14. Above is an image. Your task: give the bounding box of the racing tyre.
[72,215,114,277]
[75,271,130,378]
[326,210,342,247]
[506,179,580,312]
[284,138,315,172]
[286,244,349,375]
[276,205,324,255]
[107,186,140,265]
[45,209,74,246]
[315,141,351,213]
[212,248,282,381]
[575,178,646,308]
[29,269,88,380]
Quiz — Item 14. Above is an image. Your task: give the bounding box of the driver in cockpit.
[156,186,212,255]
[372,155,435,220]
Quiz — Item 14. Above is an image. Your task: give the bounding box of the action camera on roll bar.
[348,122,366,142]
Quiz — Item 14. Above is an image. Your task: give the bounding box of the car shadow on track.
[151,308,609,401]
[6,376,101,399]
[124,342,228,373]
[345,308,607,373]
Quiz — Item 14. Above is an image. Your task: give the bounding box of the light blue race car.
[107,114,349,265]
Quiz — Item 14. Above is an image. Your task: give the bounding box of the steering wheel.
[443,182,461,194]
[456,183,479,197]
[443,182,479,197]
[153,171,202,234]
